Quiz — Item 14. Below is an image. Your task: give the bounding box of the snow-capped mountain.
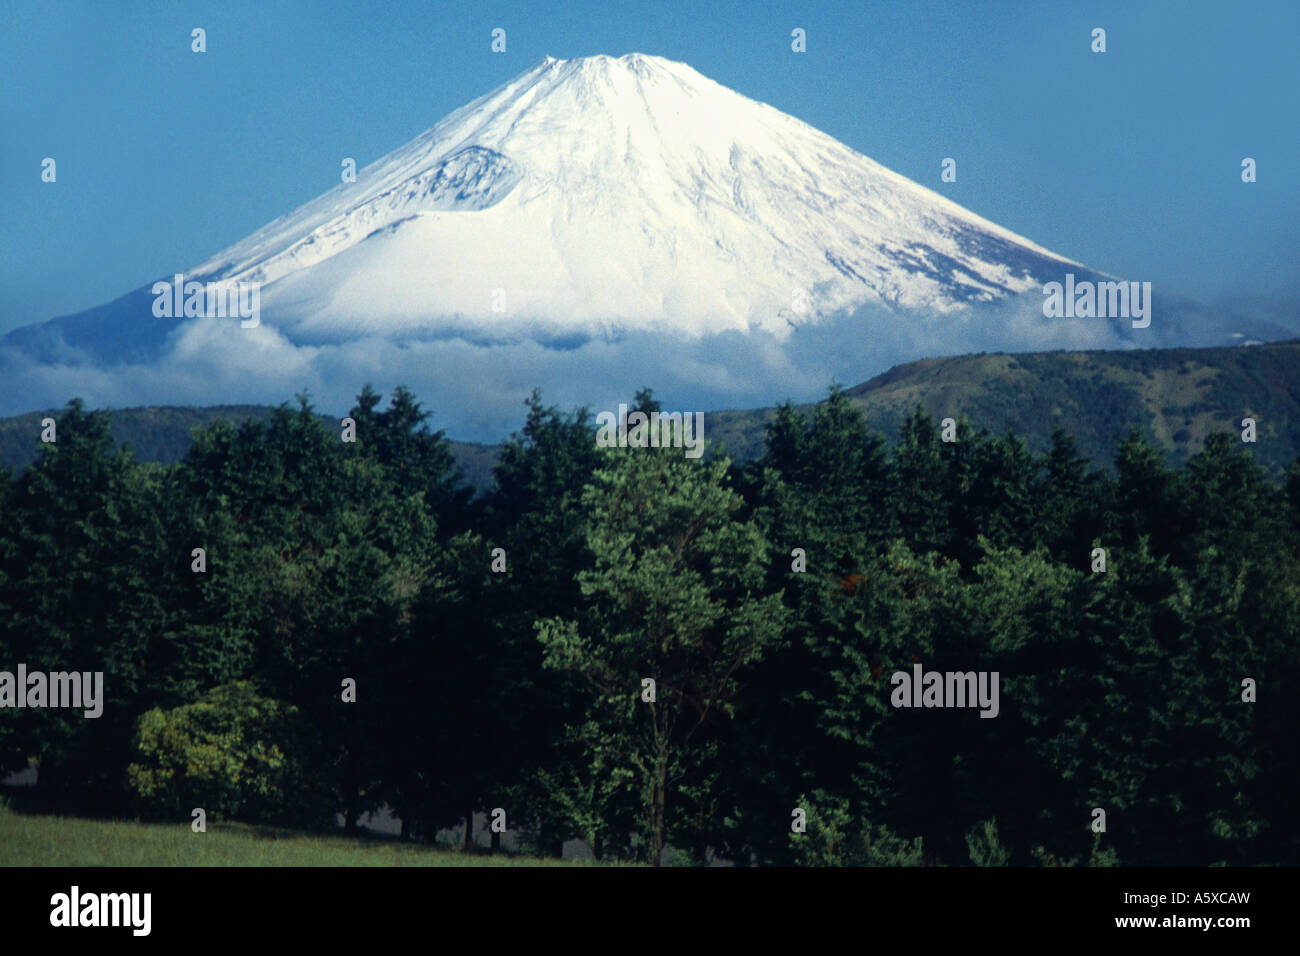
[4,53,1291,439]
[183,52,1080,341]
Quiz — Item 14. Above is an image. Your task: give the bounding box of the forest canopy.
[1,385,1297,867]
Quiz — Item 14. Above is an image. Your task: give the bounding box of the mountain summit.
[183,52,1079,341]
[7,54,1287,438]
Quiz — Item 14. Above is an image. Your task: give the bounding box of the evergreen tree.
[481,391,603,853]
[0,399,167,809]
[1031,428,1113,567]
[891,406,954,557]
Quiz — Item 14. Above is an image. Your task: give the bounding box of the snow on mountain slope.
[186,53,1083,341]
[20,52,1283,438]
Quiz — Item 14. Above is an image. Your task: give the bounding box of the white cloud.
[0,290,1285,443]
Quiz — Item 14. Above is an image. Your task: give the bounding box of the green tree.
[128,680,334,827]
[481,391,605,853]
[0,399,168,808]
[168,395,450,830]
[1031,428,1113,567]
[729,387,892,864]
[891,406,955,557]
[538,444,788,864]
[346,384,471,528]
[1113,429,1183,557]
[789,790,924,866]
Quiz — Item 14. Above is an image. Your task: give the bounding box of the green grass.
[0,801,620,867]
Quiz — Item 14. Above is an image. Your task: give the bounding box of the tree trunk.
[651,751,667,867]
[462,808,474,852]
[490,827,501,854]
[344,806,358,835]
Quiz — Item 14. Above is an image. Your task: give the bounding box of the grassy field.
[0,799,617,867]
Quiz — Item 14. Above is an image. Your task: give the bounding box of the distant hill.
[2,340,1297,485]
[705,340,1300,479]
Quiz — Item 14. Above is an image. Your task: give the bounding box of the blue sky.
[1,0,1296,335]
